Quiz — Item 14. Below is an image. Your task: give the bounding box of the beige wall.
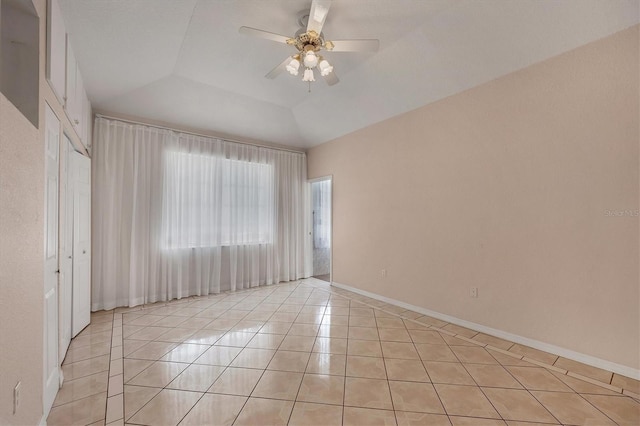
[308,26,639,371]
[0,0,89,423]
[0,92,44,425]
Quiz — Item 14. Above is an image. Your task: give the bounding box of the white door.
[72,151,91,336]
[58,135,74,361]
[43,105,60,416]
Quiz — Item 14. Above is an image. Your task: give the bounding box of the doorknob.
[82,250,86,254]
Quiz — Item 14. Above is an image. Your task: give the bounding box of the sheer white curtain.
[313,180,331,249]
[92,117,312,311]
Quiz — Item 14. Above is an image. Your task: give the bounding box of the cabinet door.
[74,71,85,136]
[82,92,92,150]
[65,35,92,148]
[65,38,78,121]
[46,0,66,104]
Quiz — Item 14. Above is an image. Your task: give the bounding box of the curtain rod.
[95,114,305,155]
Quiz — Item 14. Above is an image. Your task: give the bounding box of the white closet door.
[58,135,74,361]
[72,151,91,336]
[43,105,60,416]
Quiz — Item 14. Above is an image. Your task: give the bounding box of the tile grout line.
[400,311,450,421]
[341,298,351,426]
[315,280,639,424]
[93,279,638,425]
[125,312,247,422]
[123,286,297,424]
[375,311,399,421]
[109,309,124,425]
[102,311,113,425]
[316,280,635,397]
[430,325,506,422]
[284,292,315,425]
[456,340,561,424]
[313,279,640,424]
[229,287,311,425]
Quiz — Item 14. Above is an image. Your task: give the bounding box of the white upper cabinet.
[65,37,91,150]
[46,0,66,105]
[47,0,92,150]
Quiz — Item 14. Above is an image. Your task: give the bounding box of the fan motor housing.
[292,10,326,52]
[291,31,325,51]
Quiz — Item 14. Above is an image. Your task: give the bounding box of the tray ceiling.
[58,0,639,148]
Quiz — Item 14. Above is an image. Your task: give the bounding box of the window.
[163,151,273,248]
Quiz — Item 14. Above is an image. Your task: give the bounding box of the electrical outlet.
[381,269,387,278]
[13,381,21,414]
[470,287,478,298]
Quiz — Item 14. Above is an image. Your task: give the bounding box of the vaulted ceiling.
[58,0,639,148]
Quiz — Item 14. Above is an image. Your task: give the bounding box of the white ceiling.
[58,0,639,149]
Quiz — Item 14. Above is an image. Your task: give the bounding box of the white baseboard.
[331,281,640,381]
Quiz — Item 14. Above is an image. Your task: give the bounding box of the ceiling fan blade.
[239,26,292,44]
[328,39,380,52]
[265,56,293,79]
[322,71,339,86]
[307,0,332,35]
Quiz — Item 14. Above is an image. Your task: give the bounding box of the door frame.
[309,175,333,283]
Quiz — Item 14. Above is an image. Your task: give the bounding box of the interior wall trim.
[331,281,640,381]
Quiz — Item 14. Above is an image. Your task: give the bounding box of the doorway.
[310,177,332,282]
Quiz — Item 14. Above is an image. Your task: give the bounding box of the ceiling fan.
[239,0,379,89]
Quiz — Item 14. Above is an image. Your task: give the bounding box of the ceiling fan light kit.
[286,57,301,76]
[318,59,333,76]
[239,0,379,90]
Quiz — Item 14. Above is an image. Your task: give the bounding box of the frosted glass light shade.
[286,58,300,76]
[319,59,333,76]
[303,51,319,68]
[302,68,315,82]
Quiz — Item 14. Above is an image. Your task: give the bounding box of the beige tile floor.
[48,278,640,426]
